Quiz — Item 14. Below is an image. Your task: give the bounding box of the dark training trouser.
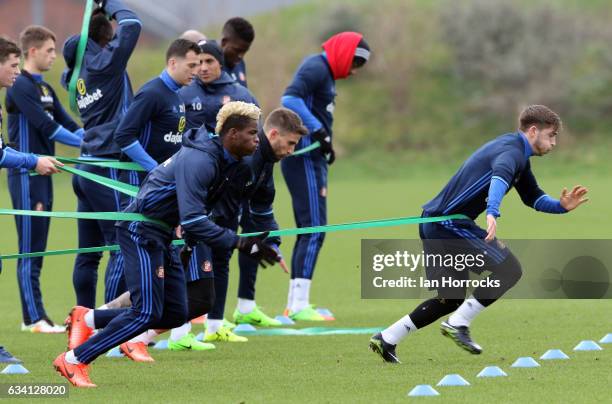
[74,227,187,364]
[280,152,328,280]
[200,217,237,321]
[72,164,126,308]
[118,169,145,210]
[237,207,262,300]
[190,208,265,319]
[408,217,523,329]
[185,243,216,320]
[7,170,52,324]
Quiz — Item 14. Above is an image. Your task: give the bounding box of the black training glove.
[179,245,193,269]
[311,128,335,165]
[236,232,281,267]
[311,128,332,154]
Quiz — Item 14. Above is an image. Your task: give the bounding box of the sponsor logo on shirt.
[40,85,53,104]
[222,95,231,105]
[239,72,246,82]
[326,102,335,114]
[163,132,183,144]
[76,87,104,110]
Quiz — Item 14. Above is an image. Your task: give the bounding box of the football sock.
[130,329,159,344]
[381,314,417,345]
[291,278,311,313]
[206,319,223,334]
[237,298,256,314]
[170,323,192,342]
[84,310,95,329]
[286,279,295,311]
[65,350,81,365]
[448,296,485,327]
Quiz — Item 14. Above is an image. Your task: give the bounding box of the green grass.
[0,157,610,403]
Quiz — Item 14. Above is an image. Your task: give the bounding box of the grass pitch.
[0,159,610,403]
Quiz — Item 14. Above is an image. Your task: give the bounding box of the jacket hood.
[61,35,80,88]
[181,127,221,152]
[61,35,103,89]
[321,31,363,80]
[199,71,235,91]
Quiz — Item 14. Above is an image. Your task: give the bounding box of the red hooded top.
[322,31,363,80]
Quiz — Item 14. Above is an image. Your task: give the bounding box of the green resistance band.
[0,213,467,260]
[68,0,95,113]
[55,156,145,171]
[291,141,320,156]
[58,165,139,197]
[0,208,169,232]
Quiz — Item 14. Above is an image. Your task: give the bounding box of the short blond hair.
[215,101,261,135]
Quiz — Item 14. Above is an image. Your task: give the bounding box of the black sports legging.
[409,252,522,329]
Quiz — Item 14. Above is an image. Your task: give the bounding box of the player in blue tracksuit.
[280,32,370,320]
[180,40,258,132]
[85,107,304,353]
[6,26,84,333]
[228,108,307,328]
[177,39,260,338]
[113,39,201,196]
[199,108,305,341]
[371,105,589,363]
[62,0,141,307]
[0,38,62,363]
[54,102,280,387]
[220,17,255,88]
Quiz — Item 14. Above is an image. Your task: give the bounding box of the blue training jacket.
[6,71,81,164]
[114,70,187,170]
[241,130,281,244]
[179,72,258,133]
[62,0,141,157]
[223,59,248,88]
[0,108,37,170]
[282,53,336,136]
[118,128,245,248]
[211,130,281,245]
[423,132,547,220]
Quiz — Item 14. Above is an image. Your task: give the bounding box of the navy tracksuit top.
[62,0,141,157]
[179,72,258,133]
[114,70,186,165]
[5,71,80,157]
[423,132,545,220]
[118,128,245,248]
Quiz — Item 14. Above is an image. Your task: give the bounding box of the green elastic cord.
[0,208,169,231]
[55,156,145,171]
[58,164,139,197]
[0,214,467,260]
[291,141,320,156]
[242,213,468,238]
[68,0,95,113]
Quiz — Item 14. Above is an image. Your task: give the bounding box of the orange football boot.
[119,341,155,362]
[53,352,96,388]
[65,306,94,350]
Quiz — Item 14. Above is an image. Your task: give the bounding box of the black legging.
[409,252,522,329]
[187,278,215,320]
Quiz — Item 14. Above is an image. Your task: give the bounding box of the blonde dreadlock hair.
[215,101,261,135]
